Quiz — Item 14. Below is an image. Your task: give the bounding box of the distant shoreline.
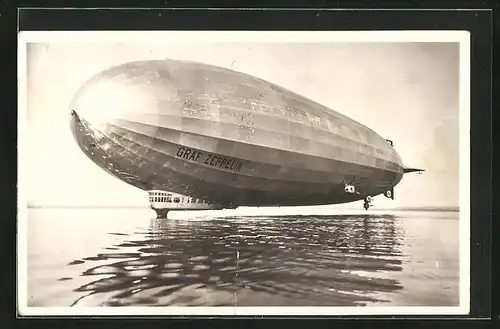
[26,205,460,212]
[27,205,148,209]
[377,206,459,212]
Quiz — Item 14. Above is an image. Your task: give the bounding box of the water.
[25,208,460,307]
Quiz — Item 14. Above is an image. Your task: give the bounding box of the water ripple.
[63,214,412,306]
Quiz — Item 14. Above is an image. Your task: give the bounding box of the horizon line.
[25,204,460,211]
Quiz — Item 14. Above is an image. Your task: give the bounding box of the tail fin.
[383,188,394,200]
[384,167,423,201]
[403,167,424,174]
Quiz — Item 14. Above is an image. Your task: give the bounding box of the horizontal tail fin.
[403,167,424,174]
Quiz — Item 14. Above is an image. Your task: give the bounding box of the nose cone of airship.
[69,61,178,133]
[68,62,165,149]
[70,71,137,130]
[69,107,98,157]
[69,109,79,139]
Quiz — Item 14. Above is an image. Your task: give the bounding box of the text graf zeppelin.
[176,146,244,172]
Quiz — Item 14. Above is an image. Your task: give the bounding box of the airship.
[69,59,423,217]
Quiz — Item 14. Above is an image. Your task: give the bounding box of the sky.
[21,36,463,208]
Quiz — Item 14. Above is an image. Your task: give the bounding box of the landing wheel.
[363,202,370,210]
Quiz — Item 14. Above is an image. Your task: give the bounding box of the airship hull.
[70,59,405,207]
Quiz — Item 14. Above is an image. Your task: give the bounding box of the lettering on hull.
[176,146,244,173]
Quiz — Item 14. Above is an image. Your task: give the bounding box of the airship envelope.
[70,59,420,209]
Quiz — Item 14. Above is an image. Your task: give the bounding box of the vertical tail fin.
[383,188,394,200]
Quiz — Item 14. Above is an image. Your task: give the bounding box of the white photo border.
[17,30,471,316]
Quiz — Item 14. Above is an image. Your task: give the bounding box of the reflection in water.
[68,215,405,306]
